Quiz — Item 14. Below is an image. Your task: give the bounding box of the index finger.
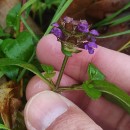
[36,34,130,92]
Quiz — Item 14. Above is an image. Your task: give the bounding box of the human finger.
[36,34,130,92]
[24,91,102,130]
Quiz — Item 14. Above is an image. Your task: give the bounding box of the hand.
[24,34,130,130]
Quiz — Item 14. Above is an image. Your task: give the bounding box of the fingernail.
[25,91,69,130]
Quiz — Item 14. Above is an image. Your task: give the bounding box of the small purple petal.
[88,47,94,54]
[90,29,99,36]
[88,42,97,48]
[51,27,62,38]
[84,44,88,50]
[51,22,59,27]
[77,23,89,33]
[63,16,73,23]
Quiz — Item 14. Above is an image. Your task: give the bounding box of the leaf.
[102,15,130,27]
[88,63,105,80]
[0,124,10,130]
[6,3,21,30]
[19,0,37,15]
[97,30,130,39]
[41,64,56,78]
[41,64,54,73]
[12,112,26,130]
[0,66,19,80]
[0,28,10,38]
[93,2,130,28]
[0,81,22,128]
[0,71,4,78]
[0,39,5,58]
[93,80,130,114]
[45,0,61,8]
[1,31,34,61]
[44,72,56,78]
[82,81,102,100]
[0,58,46,82]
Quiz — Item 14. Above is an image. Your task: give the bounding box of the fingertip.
[36,34,62,64]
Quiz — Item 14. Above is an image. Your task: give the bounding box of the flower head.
[51,17,99,55]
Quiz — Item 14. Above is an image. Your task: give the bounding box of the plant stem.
[21,16,39,42]
[118,40,130,52]
[17,50,35,82]
[55,55,69,90]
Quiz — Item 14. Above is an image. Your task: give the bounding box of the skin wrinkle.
[117,114,130,130]
[85,97,125,130]
[47,107,102,130]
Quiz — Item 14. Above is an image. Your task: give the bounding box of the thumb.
[24,91,102,130]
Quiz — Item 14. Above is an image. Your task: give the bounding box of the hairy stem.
[55,55,69,90]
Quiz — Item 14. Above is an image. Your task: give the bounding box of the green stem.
[21,16,39,42]
[16,15,21,36]
[55,55,69,90]
[44,0,73,35]
[118,40,130,52]
[17,50,35,82]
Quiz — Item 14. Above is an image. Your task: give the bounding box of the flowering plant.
[0,0,130,129]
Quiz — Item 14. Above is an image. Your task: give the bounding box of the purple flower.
[84,42,97,54]
[51,27,62,38]
[77,22,89,33]
[52,22,59,27]
[64,16,73,23]
[90,29,99,36]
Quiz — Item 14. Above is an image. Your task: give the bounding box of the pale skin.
[24,34,130,130]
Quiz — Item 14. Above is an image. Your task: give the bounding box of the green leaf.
[0,39,5,58]
[97,30,130,39]
[93,80,130,114]
[19,0,37,15]
[44,72,56,78]
[6,3,21,30]
[102,15,130,26]
[0,124,10,130]
[82,82,102,99]
[41,64,56,78]
[1,31,34,61]
[93,2,130,28]
[45,0,61,8]
[41,64,54,73]
[0,28,10,37]
[0,66,19,80]
[0,71,4,78]
[88,63,105,80]
[0,58,49,83]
